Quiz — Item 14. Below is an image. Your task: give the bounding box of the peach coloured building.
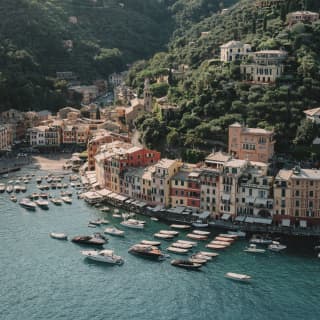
[228,122,275,163]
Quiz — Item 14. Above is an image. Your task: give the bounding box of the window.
[281,189,286,197]
[295,200,300,207]
[295,190,300,197]
[310,191,314,197]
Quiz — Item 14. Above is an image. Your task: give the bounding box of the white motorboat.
[100,206,110,212]
[244,244,266,254]
[206,243,227,250]
[89,220,102,226]
[114,209,120,214]
[140,240,161,246]
[219,233,238,239]
[6,185,13,193]
[215,236,235,243]
[227,230,246,237]
[170,224,191,230]
[19,198,36,210]
[268,241,287,252]
[81,249,124,265]
[167,246,189,254]
[50,232,68,240]
[159,230,179,236]
[128,218,146,224]
[61,196,72,204]
[51,198,63,206]
[104,227,125,236]
[0,183,5,193]
[10,195,17,202]
[120,220,144,229]
[193,253,212,261]
[225,272,251,282]
[189,257,207,264]
[192,220,208,228]
[20,185,27,192]
[172,242,193,249]
[112,214,122,218]
[177,240,197,247]
[193,230,210,236]
[35,199,49,209]
[210,240,231,247]
[150,217,159,221]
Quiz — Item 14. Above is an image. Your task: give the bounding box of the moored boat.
[159,230,179,236]
[120,219,144,229]
[72,234,107,246]
[35,199,49,209]
[219,233,238,239]
[129,244,165,260]
[100,206,110,212]
[227,230,246,238]
[112,214,122,218]
[81,249,124,265]
[210,240,231,246]
[215,236,235,243]
[206,244,227,250]
[0,183,5,193]
[225,272,251,282]
[172,242,193,249]
[186,233,208,241]
[244,244,266,254]
[193,230,210,236]
[268,241,287,252]
[20,185,27,193]
[50,232,68,240]
[192,253,212,261]
[104,227,125,237]
[10,195,17,202]
[167,246,189,254]
[6,185,13,193]
[13,185,21,193]
[198,251,219,257]
[61,196,72,204]
[154,233,174,239]
[19,198,36,210]
[192,220,208,228]
[51,198,63,206]
[140,240,161,246]
[171,259,202,270]
[250,235,272,245]
[177,240,197,247]
[170,224,191,230]
[150,217,159,221]
[189,257,207,264]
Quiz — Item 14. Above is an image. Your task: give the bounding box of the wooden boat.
[186,233,208,240]
[171,259,202,270]
[210,240,231,246]
[177,240,197,247]
[193,230,210,236]
[50,232,68,240]
[166,246,189,254]
[225,272,251,282]
[129,244,165,261]
[159,230,179,236]
[172,242,193,249]
[198,251,219,257]
[140,240,161,246]
[215,236,235,243]
[170,224,191,230]
[154,233,174,239]
[206,244,227,250]
[72,233,107,246]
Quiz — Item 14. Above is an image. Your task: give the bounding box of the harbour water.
[1,170,320,320]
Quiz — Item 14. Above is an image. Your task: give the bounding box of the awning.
[282,219,291,227]
[96,189,112,197]
[235,216,246,222]
[300,220,307,228]
[221,213,231,220]
[245,217,272,224]
[198,211,211,219]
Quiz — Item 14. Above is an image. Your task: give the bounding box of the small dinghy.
[50,232,68,240]
[225,272,251,282]
[140,240,161,246]
[167,246,189,254]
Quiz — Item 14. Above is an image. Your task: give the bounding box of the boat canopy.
[281,219,291,227]
[235,216,246,222]
[299,220,307,228]
[221,213,231,220]
[198,211,211,219]
[245,217,272,224]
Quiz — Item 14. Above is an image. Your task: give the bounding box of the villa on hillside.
[240,50,287,83]
[255,0,285,8]
[287,11,319,26]
[220,41,251,62]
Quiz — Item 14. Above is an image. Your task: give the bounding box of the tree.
[294,119,319,145]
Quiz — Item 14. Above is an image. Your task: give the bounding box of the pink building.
[228,122,275,163]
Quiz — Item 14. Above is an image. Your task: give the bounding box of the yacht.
[50,232,68,240]
[171,259,202,270]
[19,198,36,210]
[104,227,125,237]
[35,199,49,209]
[225,272,251,282]
[244,244,266,254]
[129,244,165,260]
[268,241,287,252]
[192,220,208,228]
[81,249,124,265]
[120,219,144,229]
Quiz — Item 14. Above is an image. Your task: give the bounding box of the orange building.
[228,122,275,163]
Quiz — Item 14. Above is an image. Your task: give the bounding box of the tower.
[143,78,152,113]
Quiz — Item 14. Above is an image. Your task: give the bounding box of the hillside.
[0,0,173,112]
[131,0,320,162]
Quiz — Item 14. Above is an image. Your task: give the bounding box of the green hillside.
[131,0,320,161]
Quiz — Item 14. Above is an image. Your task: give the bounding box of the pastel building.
[273,167,320,227]
[304,107,320,124]
[287,11,319,26]
[228,122,275,163]
[0,125,12,151]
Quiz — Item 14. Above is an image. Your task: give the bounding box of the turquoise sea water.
[1,170,320,320]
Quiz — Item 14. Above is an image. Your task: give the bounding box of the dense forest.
[129,0,320,162]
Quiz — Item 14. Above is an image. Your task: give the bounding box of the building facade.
[287,11,319,26]
[220,41,251,62]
